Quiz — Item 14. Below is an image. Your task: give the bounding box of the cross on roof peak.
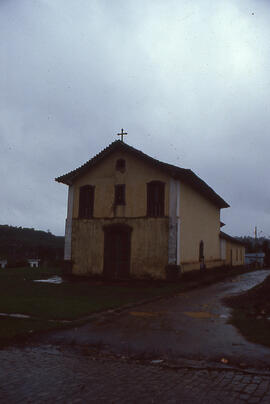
[117,128,127,142]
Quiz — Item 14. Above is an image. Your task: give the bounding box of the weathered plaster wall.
[64,185,74,260]
[70,151,171,279]
[180,182,223,272]
[220,238,226,261]
[71,217,169,279]
[72,151,170,219]
[66,148,230,277]
[223,239,245,266]
[168,179,180,265]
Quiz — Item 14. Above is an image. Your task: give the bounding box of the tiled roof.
[55,140,229,209]
[220,231,245,245]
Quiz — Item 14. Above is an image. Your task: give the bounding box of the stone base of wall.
[165,264,181,281]
[71,217,169,279]
[61,260,73,274]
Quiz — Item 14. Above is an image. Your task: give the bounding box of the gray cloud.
[1,0,270,237]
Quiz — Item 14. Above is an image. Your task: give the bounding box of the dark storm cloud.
[1,0,270,236]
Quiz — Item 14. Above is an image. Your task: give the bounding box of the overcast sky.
[1,0,270,237]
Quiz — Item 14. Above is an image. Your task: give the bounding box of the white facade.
[28,259,40,268]
[245,253,265,267]
[0,259,7,269]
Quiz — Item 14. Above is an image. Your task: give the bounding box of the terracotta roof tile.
[220,231,245,245]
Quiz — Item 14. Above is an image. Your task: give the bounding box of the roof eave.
[54,140,230,208]
[55,176,72,185]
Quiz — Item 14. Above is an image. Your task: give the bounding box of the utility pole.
[255,226,258,267]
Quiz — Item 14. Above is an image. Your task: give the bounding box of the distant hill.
[0,225,64,266]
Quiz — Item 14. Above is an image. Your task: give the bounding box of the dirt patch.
[183,311,216,319]
[129,311,163,318]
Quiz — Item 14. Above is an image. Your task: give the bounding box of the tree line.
[236,236,270,265]
[0,225,64,267]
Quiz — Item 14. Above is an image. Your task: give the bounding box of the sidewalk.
[1,344,270,403]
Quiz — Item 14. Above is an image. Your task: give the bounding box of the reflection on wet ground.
[33,275,63,284]
[42,269,270,369]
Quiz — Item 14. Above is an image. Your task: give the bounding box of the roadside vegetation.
[0,264,257,346]
[224,272,270,348]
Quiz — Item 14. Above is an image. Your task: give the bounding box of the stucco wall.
[72,150,170,219]
[70,151,171,279]
[180,182,222,272]
[71,217,169,279]
[65,148,229,277]
[223,240,245,266]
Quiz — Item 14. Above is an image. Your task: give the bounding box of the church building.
[56,136,244,279]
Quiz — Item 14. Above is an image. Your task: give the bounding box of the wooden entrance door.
[103,224,132,279]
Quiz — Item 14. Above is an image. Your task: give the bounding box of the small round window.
[116,159,126,172]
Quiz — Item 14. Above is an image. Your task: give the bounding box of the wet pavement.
[2,344,270,403]
[2,269,270,403]
[43,269,270,369]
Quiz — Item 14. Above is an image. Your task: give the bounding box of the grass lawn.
[0,265,257,345]
[0,266,183,345]
[224,272,270,348]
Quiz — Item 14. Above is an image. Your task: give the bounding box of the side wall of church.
[223,239,245,266]
[179,182,223,272]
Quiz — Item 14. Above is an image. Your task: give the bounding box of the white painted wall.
[168,178,181,265]
[220,238,226,260]
[64,185,74,260]
[0,260,7,269]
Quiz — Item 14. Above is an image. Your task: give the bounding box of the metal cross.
[117,128,127,142]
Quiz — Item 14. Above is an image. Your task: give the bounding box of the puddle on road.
[0,313,31,319]
[219,314,230,319]
[33,276,63,284]
[183,311,230,320]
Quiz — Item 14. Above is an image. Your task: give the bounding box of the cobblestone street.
[1,344,270,403]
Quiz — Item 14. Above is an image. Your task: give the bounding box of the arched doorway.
[103,224,132,279]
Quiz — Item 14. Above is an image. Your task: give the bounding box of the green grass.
[0,266,182,344]
[0,264,257,345]
[0,318,62,341]
[0,267,181,321]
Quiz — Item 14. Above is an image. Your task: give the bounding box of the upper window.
[79,185,95,218]
[115,184,125,205]
[116,159,126,172]
[147,181,165,217]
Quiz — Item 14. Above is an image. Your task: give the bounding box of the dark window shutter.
[79,185,95,218]
[116,159,126,171]
[115,184,125,205]
[147,181,165,217]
